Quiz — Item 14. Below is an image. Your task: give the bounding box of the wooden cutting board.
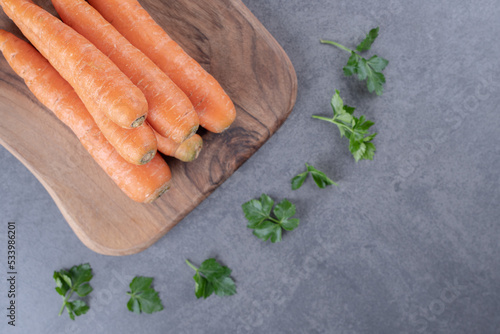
[0,0,297,255]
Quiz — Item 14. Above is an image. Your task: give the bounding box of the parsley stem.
[58,302,66,316]
[268,217,281,224]
[312,115,334,122]
[312,115,355,134]
[185,259,198,272]
[58,289,74,316]
[320,40,353,54]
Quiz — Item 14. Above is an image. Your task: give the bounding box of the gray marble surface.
[1,0,500,333]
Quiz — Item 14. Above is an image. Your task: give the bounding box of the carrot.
[85,100,157,165]
[154,130,203,162]
[87,0,237,133]
[0,0,148,129]
[52,0,199,143]
[1,3,157,165]
[0,29,171,203]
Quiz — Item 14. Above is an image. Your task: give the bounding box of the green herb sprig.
[292,163,337,190]
[126,276,164,314]
[242,194,300,243]
[53,263,93,320]
[313,90,377,162]
[186,258,236,299]
[321,27,388,95]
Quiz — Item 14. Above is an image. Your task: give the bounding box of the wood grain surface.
[0,0,297,255]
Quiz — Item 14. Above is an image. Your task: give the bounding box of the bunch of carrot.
[0,0,236,203]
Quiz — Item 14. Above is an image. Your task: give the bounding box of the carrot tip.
[185,124,199,141]
[175,138,203,162]
[187,147,202,162]
[131,115,146,128]
[146,181,171,203]
[140,149,157,165]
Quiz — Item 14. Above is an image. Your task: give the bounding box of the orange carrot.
[154,130,203,162]
[86,101,157,165]
[1,3,157,165]
[0,29,171,203]
[52,0,199,143]
[0,0,148,129]
[88,0,237,133]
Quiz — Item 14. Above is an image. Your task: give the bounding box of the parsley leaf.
[186,258,236,299]
[292,163,338,190]
[242,194,300,242]
[321,27,388,95]
[241,194,274,228]
[54,263,93,320]
[313,90,377,162]
[126,276,164,314]
[356,27,379,52]
[253,220,283,242]
[343,53,388,96]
